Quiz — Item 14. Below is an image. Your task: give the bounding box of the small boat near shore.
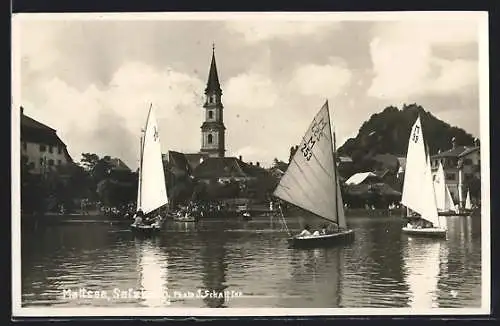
[172,214,197,222]
[273,100,355,248]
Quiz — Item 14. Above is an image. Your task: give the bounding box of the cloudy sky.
[14,13,486,169]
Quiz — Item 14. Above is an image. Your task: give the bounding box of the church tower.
[200,45,226,158]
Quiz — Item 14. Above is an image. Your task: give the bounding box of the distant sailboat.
[465,189,472,210]
[273,100,354,248]
[401,116,447,238]
[130,104,168,233]
[433,161,457,216]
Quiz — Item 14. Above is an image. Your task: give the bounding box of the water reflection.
[402,237,446,308]
[198,230,228,307]
[20,215,482,308]
[134,236,169,307]
[288,248,341,307]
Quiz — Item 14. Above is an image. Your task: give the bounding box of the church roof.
[205,48,222,95]
[192,157,268,180]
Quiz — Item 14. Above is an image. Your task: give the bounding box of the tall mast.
[138,130,144,208]
[325,99,339,225]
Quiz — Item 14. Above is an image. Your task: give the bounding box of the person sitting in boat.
[297,225,312,237]
[312,230,320,236]
[326,223,339,234]
[133,209,144,225]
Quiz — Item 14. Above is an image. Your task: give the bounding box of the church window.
[208,110,213,119]
[212,94,217,103]
[208,134,213,144]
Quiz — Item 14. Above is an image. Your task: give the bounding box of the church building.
[165,46,269,186]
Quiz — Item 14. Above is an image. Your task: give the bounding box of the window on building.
[212,95,217,103]
[22,142,27,150]
[207,134,213,144]
[48,159,54,166]
[57,159,62,165]
[208,110,213,119]
[39,144,46,152]
[446,173,456,181]
[49,146,53,153]
[58,146,62,154]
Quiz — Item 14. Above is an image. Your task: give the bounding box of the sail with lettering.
[465,189,472,210]
[401,116,440,227]
[136,105,168,214]
[273,101,341,224]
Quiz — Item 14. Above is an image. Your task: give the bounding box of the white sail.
[136,134,144,208]
[445,185,455,211]
[137,105,168,214]
[273,101,341,225]
[401,116,439,226]
[433,162,446,211]
[465,189,472,210]
[336,172,347,229]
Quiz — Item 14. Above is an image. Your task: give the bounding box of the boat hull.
[402,227,447,238]
[438,211,470,217]
[287,229,355,249]
[130,223,162,235]
[172,216,197,222]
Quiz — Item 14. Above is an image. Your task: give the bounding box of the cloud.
[290,60,352,98]
[367,20,479,100]
[22,62,205,169]
[226,21,341,43]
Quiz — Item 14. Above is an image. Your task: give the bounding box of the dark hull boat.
[402,227,447,238]
[438,211,470,217]
[287,229,355,248]
[172,215,197,222]
[130,222,162,235]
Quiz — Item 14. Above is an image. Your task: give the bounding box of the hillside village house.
[20,107,72,174]
[430,137,480,205]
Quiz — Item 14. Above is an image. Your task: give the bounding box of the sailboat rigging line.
[279,205,291,236]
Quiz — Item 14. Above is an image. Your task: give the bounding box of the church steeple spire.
[205,43,222,95]
[200,45,225,158]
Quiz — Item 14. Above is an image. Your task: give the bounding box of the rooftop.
[431,146,476,159]
[193,157,264,179]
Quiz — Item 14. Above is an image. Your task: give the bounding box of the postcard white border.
[11,11,490,317]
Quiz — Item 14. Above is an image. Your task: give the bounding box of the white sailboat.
[273,100,354,248]
[433,161,456,216]
[130,104,168,233]
[465,189,472,210]
[401,116,447,237]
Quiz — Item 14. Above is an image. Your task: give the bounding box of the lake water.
[20,214,482,309]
